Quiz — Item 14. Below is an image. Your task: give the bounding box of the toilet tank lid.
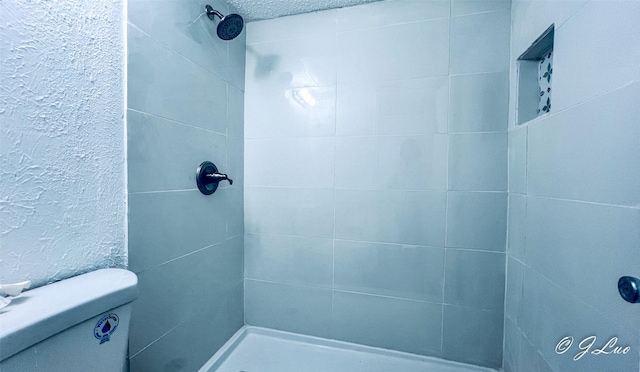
[0,268,138,362]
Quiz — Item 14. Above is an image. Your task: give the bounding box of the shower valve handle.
[206,172,233,185]
[196,161,233,195]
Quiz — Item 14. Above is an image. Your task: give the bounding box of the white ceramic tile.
[128,25,227,133]
[127,110,226,193]
[227,82,245,139]
[227,27,247,90]
[507,193,526,261]
[335,189,446,246]
[525,196,640,322]
[130,243,228,354]
[226,136,244,187]
[338,18,449,84]
[225,187,244,239]
[510,0,587,59]
[527,83,640,206]
[247,9,337,44]
[507,60,518,129]
[244,187,334,238]
[215,236,245,289]
[519,266,639,372]
[446,192,507,251]
[442,305,504,368]
[502,318,519,372]
[245,34,337,92]
[450,10,511,74]
[444,249,506,311]
[334,240,444,302]
[508,126,527,194]
[504,257,524,322]
[336,77,449,136]
[337,0,450,32]
[245,86,336,138]
[130,283,243,371]
[552,0,640,111]
[245,234,333,288]
[128,0,235,83]
[502,318,554,372]
[451,0,511,16]
[245,137,335,188]
[128,190,227,273]
[244,280,333,339]
[449,72,509,133]
[333,292,443,356]
[448,133,508,191]
[335,135,448,191]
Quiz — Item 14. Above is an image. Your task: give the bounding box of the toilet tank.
[0,269,138,371]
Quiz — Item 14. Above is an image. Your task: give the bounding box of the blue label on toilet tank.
[94,313,119,344]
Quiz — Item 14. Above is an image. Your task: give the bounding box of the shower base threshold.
[199,326,496,372]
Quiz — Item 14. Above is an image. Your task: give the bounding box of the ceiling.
[225,0,384,22]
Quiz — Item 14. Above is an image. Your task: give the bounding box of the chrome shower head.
[205,5,244,41]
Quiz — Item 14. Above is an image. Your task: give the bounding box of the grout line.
[450,8,512,19]
[245,73,522,96]
[526,194,640,210]
[336,16,452,35]
[246,16,452,46]
[517,262,621,332]
[442,1,452,352]
[244,185,640,210]
[442,302,503,314]
[245,231,508,255]
[524,125,528,196]
[244,233,445,250]
[127,108,228,136]
[336,289,443,305]
[128,188,199,195]
[248,277,447,306]
[444,247,506,254]
[331,62,338,338]
[245,83,337,94]
[130,326,177,359]
[246,186,508,195]
[245,185,446,192]
[554,0,590,32]
[449,70,509,77]
[448,130,509,135]
[507,318,555,370]
[133,242,224,275]
[513,80,638,129]
[446,190,507,194]
[243,278,248,326]
[247,133,448,140]
[245,278,332,291]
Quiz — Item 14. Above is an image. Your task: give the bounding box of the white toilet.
[0,268,138,371]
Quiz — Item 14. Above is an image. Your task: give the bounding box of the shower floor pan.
[199,326,496,372]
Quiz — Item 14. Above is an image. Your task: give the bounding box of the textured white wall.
[0,0,126,287]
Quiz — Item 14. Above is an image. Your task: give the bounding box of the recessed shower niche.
[516,25,554,125]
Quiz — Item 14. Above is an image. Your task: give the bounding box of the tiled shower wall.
[504,1,640,371]
[244,0,510,368]
[126,0,245,370]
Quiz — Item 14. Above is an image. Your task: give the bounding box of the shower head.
[205,5,244,41]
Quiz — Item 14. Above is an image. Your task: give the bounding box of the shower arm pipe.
[205,5,223,20]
